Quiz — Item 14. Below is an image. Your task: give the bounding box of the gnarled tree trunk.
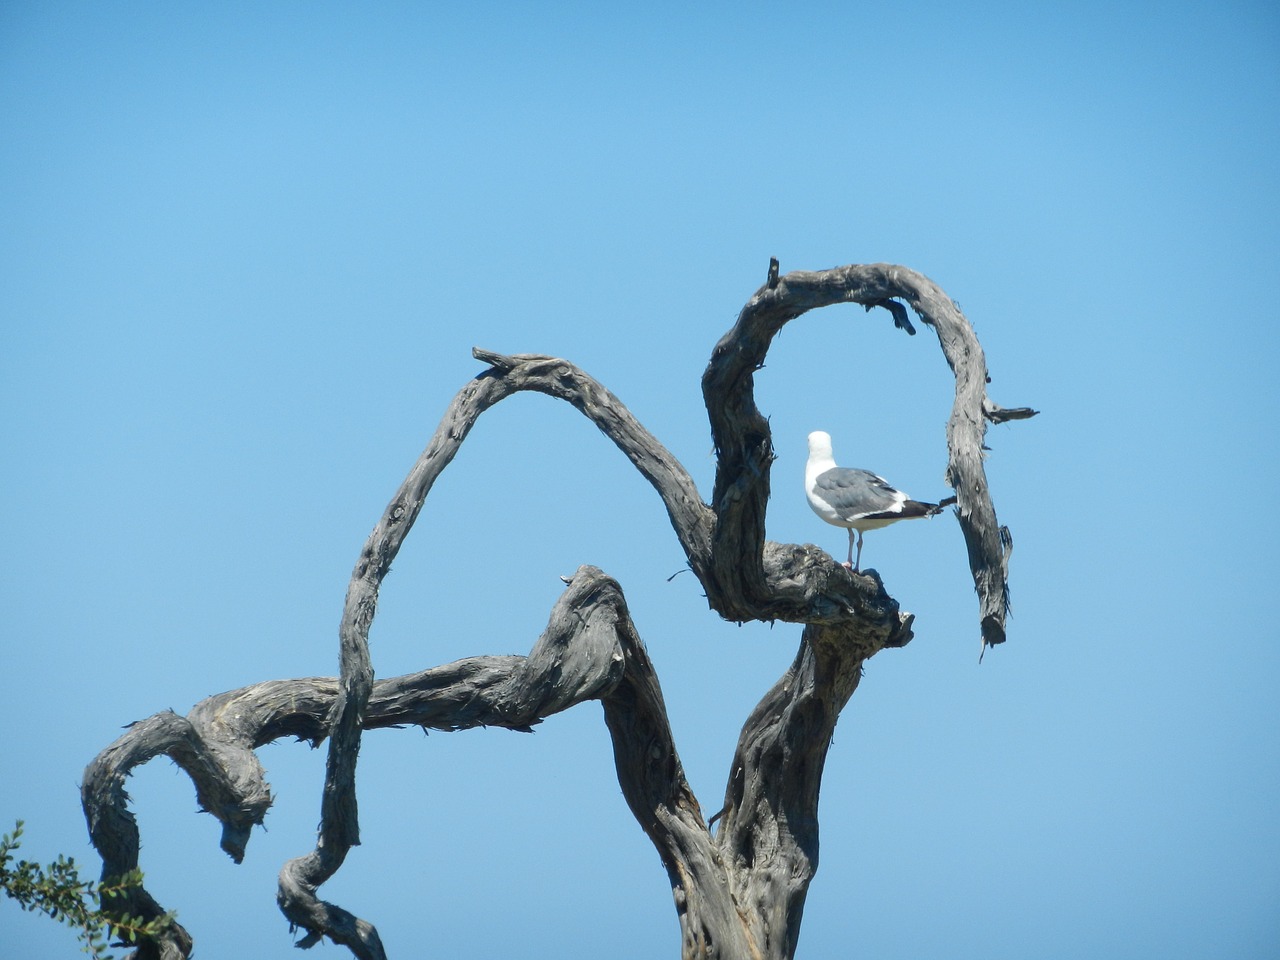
[81,261,1034,959]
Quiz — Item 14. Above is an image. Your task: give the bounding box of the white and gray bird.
[805,430,954,572]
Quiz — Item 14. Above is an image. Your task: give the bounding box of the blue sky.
[2,2,1277,957]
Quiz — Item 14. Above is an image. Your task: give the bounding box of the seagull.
[805,430,955,572]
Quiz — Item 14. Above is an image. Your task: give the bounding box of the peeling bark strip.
[81,263,1032,959]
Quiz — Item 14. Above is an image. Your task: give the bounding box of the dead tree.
[81,262,1035,960]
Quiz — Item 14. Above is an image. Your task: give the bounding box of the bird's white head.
[807,431,834,460]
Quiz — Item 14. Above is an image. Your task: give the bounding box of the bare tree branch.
[84,567,675,956]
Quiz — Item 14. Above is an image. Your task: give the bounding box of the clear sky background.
[3,2,1277,957]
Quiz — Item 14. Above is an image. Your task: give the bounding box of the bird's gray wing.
[812,467,903,520]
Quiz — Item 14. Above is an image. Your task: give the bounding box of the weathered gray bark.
[81,262,1033,959]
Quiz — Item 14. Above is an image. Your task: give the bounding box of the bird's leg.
[845,529,856,569]
[854,531,864,573]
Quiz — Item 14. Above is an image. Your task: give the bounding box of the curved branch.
[83,567,678,957]
[471,348,716,578]
[82,714,200,960]
[701,261,1036,649]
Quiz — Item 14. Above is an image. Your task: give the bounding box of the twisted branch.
[702,261,1036,649]
[83,567,673,957]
